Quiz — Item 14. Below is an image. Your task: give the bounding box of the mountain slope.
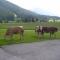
[0,0,39,18]
[0,0,60,22]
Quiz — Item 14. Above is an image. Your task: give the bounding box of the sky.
[7,0,60,17]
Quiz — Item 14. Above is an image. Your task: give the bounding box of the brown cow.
[5,26,24,40]
[35,26,58,38]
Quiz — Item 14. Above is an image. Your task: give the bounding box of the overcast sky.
[7,0,60,17]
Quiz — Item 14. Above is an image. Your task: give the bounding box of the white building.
[48,19,54,22]
[55,20,60,22]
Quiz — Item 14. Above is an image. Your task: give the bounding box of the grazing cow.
[35,26,58,38]
[35,26,39,32]
[35,25,43,33]
[5,26,24,40]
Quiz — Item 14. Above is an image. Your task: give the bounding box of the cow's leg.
[52,32,56,39]
[54,32,56,38]
[50,32,52,39]
[37,32,40,40]
[4,35,8,40]
[41,33,44,39]
[10,34,13,40]
[20,32,23,40]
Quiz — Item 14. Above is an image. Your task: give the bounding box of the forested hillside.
[0,0,60,22]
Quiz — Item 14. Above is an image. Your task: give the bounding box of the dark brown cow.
[35,26,58,38]
[5,26,24,40]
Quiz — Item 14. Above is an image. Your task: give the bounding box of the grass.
[0,22,60,30]
[0,29,60,46]
[0,22,60,46]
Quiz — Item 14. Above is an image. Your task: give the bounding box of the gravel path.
[0,40,60,60]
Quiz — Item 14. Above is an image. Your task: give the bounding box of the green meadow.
[0,22,60,46]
